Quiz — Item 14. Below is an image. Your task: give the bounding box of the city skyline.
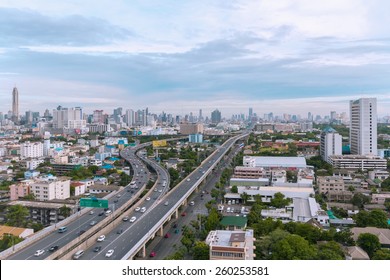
[1,1,390,116]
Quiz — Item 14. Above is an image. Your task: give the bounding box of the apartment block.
[329,155,387,171]
[317,176,345,194]
[30,177,71,201]
[20,141,43,159]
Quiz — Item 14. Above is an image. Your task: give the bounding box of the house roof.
[221,216,248,228]
[346,246,370,260]
[0,225,31,238]
[351,227,390,245]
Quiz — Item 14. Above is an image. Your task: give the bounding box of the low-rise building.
[30,176,71,201]
[9,181,31,201]
[317,176,345,194]
[329,155,387,171]
[371,193,390,205]
[0,225,34,239]
[351,227,390,248]
[205,229,255,260]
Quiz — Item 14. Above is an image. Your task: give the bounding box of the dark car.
[93,246,102,252]
[49,245,59,252]
[164,233,171,238]
[117,228,123,234]
[181,212,187,217]
[172,223,177,228]
[98,211,104,216]
[78,230,86,235]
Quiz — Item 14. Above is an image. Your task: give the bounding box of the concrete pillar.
[140,244,146,258]
[175,209,178,219]
[157,226,163,237]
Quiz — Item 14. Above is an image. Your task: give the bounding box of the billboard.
[152,140,167,148]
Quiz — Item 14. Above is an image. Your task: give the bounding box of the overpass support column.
[140,244,146,258]
[157,226,164,237]
[175,209,178,219]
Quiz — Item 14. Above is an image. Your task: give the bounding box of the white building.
[320,127,342,163]
[329,155,387,171]
[350,98,377,156]
[20,141,44,159]
[243,156,307,169]
[30,176,70,201]
[53,106,86,130]
[25,158,45,170]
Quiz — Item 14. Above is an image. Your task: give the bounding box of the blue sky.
[0,0,390,117]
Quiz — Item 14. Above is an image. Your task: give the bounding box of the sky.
[0,0,390,118]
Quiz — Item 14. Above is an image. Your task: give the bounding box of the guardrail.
[121,133,248,259]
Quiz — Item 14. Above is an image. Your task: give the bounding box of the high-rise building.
[93,110,104,124]
[53,106,85,130]
[248,107,253,120]
[211,109,221,124]
[349,98,377,155]
[125,109,134,127]
[320,127,342,163]
[12,87,19,123]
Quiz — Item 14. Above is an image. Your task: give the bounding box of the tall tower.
[349,98,377,155]
[12,87,19,123]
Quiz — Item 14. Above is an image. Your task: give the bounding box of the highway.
[82,133,247,260]
[6,143,153,260]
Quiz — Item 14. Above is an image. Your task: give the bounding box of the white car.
[186,178,190,181]
[34,249,45,257]
[145,197,151,201]
[140,207,146,213]
[97,235,105,242]
[105,249,114,258]
[189,201,195,206]
[158,189,162,193]
[130,216,137,223]
[135,207,141,212]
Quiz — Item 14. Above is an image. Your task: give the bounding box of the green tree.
[317,241,345,260]
[270,192,292,208]
[205,208,220,231]
[59,205,72,218]
[372,249,390,260]
[384,198,390,212]
[6,205,29,227]
[240,192,250,204]
[271,234,318,260]
[192,241,210,260]
[357,233,381,258]
[231,185,238,193]
[351,193,370,209]
[0,234,24,251]
[255,229,289,259]
[354,209,388,228]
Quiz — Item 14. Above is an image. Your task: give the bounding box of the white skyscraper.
[320,127,342,163]
[349,98,377,155]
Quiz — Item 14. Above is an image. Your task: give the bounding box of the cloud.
[0,7,135,47]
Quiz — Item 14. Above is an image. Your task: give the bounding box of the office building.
[206,229,255,260]
[180,123,204,134]
[211,109,221,124]
[329,155,387,171]
[320,127,342,163]
[350,98,377,155]
[53,106,86,130]
[12,87,19,123]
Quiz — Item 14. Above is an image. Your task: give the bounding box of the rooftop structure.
[243,156,307,169]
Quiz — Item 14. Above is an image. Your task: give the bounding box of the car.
[114,199,118,203]
[49,245,59,252]
[34,249,45,256]
[145,197,151,201]
[164,233,171,238]
[117,194,121,198]
[175,229,180,234]
[122,216,129,222]
[135,207,141,212]
[189,201,195,206]
[78,230,86,235]
[93,246,102,252]
[97,235,105,242]
[149,251,156,257]
[140,207,146,213]
[130,216,137,223]
[154,188,158,192]
[181,212,187,217]
[117,228,123,234]
[90,220,97,226]
[105,249,114,258]
[186,178,190,181]
[172,223,177,228]
[158,189,162,193]
[89,210,94,215]
[98,211,104,216]
[164,201,169,206]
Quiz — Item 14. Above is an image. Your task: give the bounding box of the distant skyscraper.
[249,107,253,120]
[12,87,19,123]
[330,111,337,121]
[308,112,313,121]
[211,109,221,124]
[320,127,342,163]
[198,109,203,122]
[350,98,377,155]
[125,109,134,127]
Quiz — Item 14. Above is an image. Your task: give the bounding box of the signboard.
[152,140,167,148]
[80,198,108,208]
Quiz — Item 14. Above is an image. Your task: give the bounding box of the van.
[58,226,67,233]
[105,210,112,216]
[73,250,84,259]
